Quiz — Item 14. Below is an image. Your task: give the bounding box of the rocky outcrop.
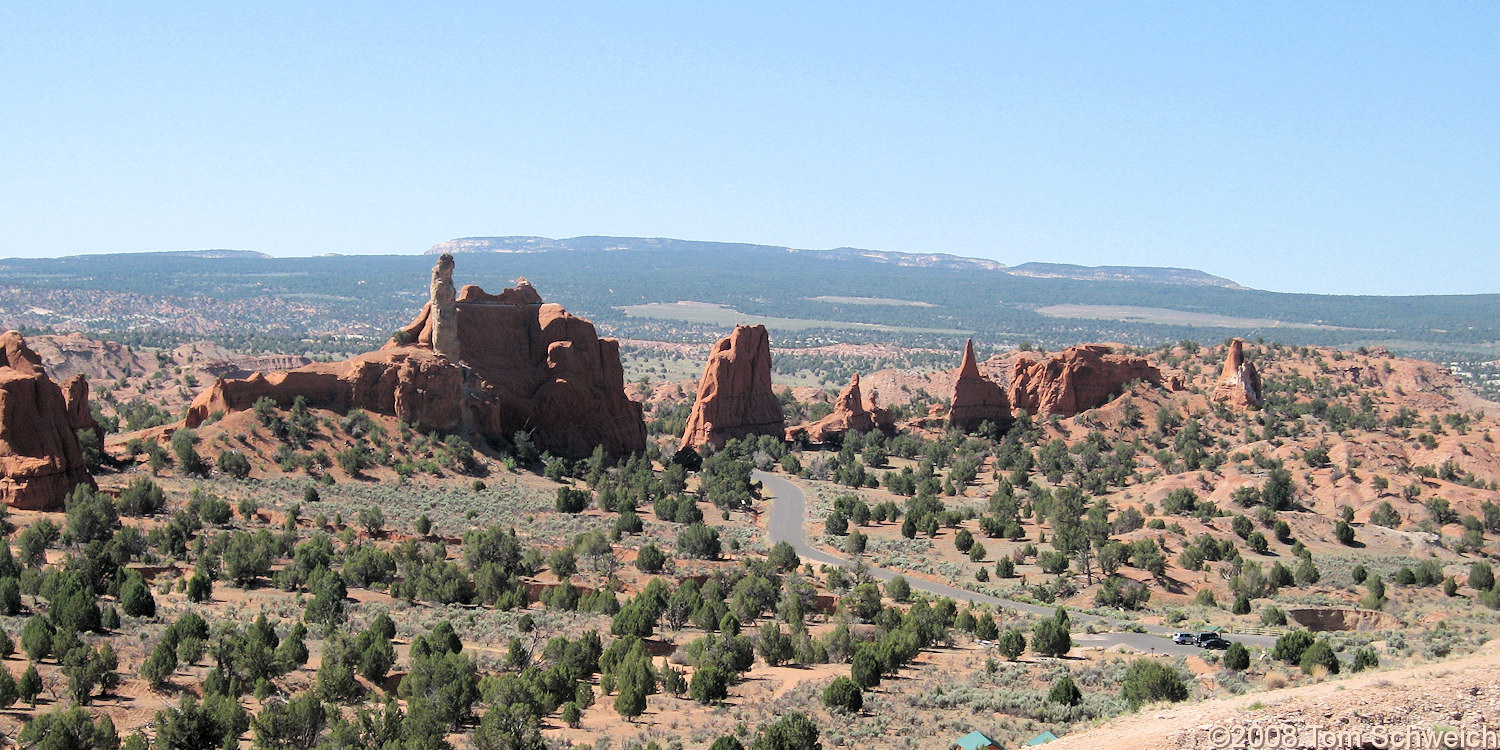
[188,257,647,457]
[0,331,95,510]
[1009,345,1163,417]
[62,375,100,436]
[787,374,895,444]
[682,325,784,450]
[1285,607,1400,632]
[188,348,465,434]
[1212,338,1262,409]
[197,355,315,381]
[949,341,1011,432]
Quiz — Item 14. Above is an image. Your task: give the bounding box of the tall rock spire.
[1212,338,1262,409]
[681,325,785,450]
[785,372,894,444]
[429,253,460,358]
[958,339,982,379]
[949,340,1011,432]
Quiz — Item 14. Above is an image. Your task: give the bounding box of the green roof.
[1024,730,1060,746]
[955,731,998,750]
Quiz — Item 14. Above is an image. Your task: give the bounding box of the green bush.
[1120,658,1189,708]
[1031,609,1072,658]
[217,450,252,479]
[1271,630,1315,664]
[850,648,882,689]
[1351,647,1380,672]
[1299,640,1339,675]
[1047,676,1082,706]
[1223,642,1250,671]
[635,543,667,574]
[554,487,590,514]
[822,676,863,713]
[689,664,730,704]
[1334,520,1356,545]
[886,576,911,603]
[119,573,155,618]
[1471,562,1495,591]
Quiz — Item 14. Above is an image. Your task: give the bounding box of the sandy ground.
[1046,640,1500,750]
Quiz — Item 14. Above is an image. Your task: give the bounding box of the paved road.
[755,470,1277,658]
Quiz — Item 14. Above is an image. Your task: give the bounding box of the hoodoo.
[188,256,646,457]
[949,340,1012,432]
[1213,338,1263,409]
[0,331,96,510]
[788,373,895,444]
[682,325,785,450]
[1009,344,1163,417]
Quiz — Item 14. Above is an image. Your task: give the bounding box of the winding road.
[755,470,1278,658]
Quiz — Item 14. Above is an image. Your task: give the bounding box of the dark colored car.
[1198,635,1231,649]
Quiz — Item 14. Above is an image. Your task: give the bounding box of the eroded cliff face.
[1009,345,1164,417]
[682,325,785,451]
[1213,338,1263,409]
[0,331,95,510]
[188,257,646,458]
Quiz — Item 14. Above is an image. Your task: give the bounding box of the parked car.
[1171,632,1196,644]
[1198,635,1231,649]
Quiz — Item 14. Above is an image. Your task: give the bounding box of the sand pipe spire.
[430,253,460,358]
[959,339,982,379]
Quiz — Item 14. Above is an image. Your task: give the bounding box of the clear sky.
[3,3,1496,295]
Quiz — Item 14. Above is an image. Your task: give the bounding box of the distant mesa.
[188,255,646,458]
[948,340,1011,432]
[1009,344,1166,418]
[1213,338,1263,409]
[58,248,272,261]
[0,331,96,510]
[1004,262,1246,289]
[788,373,895,444]
[422,235,1242,288]
[682,325,785,451]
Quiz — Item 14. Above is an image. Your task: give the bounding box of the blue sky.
[2,2,1496,295]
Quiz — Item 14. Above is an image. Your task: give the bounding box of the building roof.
[1024,730,1060,746]
[955,731,999,750]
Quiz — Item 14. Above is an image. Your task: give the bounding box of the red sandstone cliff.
[1009,344,1163,417]
[682,325,785,450]
[188,258,646,458]
[0,331,96,510]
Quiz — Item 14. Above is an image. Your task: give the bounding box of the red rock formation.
[949,340,1012,432]
[682,325,784,450]
[1009,344,1163,417]
[1212,338,1262,409]
[0,331,95,510]
[188,348,464,433]
[62,375,100,435]
[188,258,646,457]
[787,373,895,443]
